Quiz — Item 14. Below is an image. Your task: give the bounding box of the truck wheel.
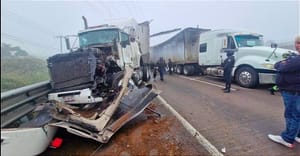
[176,65,183,74]
[235,67,258,88]
[183,65,195,76]
[111,71,125,90]
[142,66,150,82]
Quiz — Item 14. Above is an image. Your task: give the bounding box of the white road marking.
[157,95,224,156]
[179,76,237,91]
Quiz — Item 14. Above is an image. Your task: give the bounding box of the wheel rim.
[147,68,150,80]
[238,71,252,86]
[183,67,188,75]
[176,67,181,73]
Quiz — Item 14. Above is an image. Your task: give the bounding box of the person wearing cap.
[221,50,235,93]
[268,35,300,148]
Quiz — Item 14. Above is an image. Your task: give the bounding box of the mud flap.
[50,84,159,143]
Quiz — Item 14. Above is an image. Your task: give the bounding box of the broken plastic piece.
[50,137,63,149]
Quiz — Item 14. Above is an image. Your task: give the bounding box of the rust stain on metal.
[108,112,132,132]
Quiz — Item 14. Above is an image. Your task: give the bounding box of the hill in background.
[1,57,49,92]
[1,43,49,92]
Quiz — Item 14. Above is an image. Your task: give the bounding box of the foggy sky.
[1,0,299,59]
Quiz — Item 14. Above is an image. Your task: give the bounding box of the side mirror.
[271,43,278,48]
[65,37,70,50]
[130,37,135,42]
[121,40,130,48]
[221,48,238,53]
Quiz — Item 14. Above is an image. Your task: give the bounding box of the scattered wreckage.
[48,63,158,143]
[1,100,58,156]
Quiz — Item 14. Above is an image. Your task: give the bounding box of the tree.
[12,46,28,56]
[15,49,29,56]
[1,43,29,57]
[1,43,12,57]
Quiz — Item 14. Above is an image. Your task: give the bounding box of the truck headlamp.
[262,63,274,69]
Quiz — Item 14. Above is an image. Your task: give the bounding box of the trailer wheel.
[235,67,258,88]
[176,65,183,74]
[183,65,195,76]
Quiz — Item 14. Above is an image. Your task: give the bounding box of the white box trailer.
[149,28,210,75]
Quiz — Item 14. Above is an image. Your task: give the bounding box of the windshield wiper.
[265,43,278,61]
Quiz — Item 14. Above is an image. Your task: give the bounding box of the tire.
[176,65,183,74]
[142,66,150,82]
[183,65,195,76]
[111,71,125,90]
[235,67,258,88]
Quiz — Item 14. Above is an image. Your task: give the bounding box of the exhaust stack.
[82,16,88,29]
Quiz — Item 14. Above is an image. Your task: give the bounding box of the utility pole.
[55,35,64,53]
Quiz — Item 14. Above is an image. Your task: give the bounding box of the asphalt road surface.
[153,74,299,156]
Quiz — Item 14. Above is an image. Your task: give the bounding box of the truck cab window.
[199,43,207,53]
[121,32,129,42]
[79,29,119,47]
[234,35,264,47]
[227,36,236,49]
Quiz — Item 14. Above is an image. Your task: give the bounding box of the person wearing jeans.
[268,36,300,148]
[157,57,166,81]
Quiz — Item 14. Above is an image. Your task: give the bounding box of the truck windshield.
[79,29,119,47]
[234,35,264,47]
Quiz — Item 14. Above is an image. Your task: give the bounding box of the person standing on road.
[268,36,300,148]
[221,50,235,93]
[168,58,173,75]
[157,57,166,81]
[153,64,159,81]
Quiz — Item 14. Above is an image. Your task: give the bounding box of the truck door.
[220,36,236,64]
[120,32,134,66]
[198,42,208,65]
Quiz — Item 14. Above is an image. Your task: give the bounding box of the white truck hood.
[238,46,296,63]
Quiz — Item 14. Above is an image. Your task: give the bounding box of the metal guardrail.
[1,81,52,128]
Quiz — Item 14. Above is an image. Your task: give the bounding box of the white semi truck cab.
[49,18,150,105]
[199,29,295,88]
[77,19,143,70]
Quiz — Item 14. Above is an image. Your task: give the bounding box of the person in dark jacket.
[268,36,300,148]
[222,50,235,93]
[153,64,159,81]
[268,52,296,95]
[157,57,166,81]
[168,58,173,75]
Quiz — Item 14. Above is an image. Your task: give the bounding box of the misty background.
[1,0,300,59]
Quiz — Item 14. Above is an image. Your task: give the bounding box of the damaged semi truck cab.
[78,25,141,70]
[46,19,158,144]
[48,18,150,104]
[199,29,293,88]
